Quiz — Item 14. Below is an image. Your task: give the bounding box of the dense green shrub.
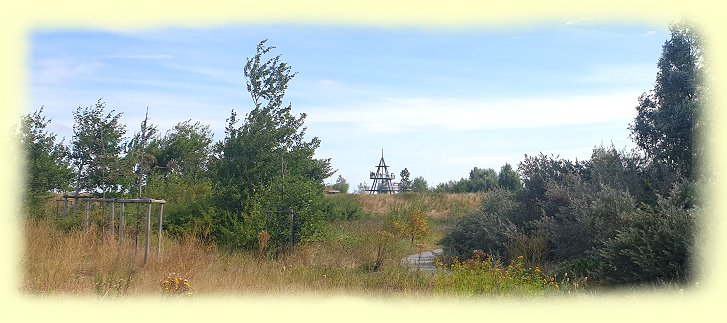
[210,175,327,250]
[480,188,519,218]
[525,165,639,263]
[505,232,548,268]
[323,195,365,221]
[439,210,518,261]
[144,174,214,240]
[554,253,600,280]
[595,192,698,285]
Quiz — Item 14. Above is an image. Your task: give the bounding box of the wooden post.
[100,201,105,234]
[289,210,295,253]
[157,203,164,258]
[265,209,270,232]
[144,202,151,264]
[109,202,115,238]
[135,204,141,251]
[84,200,90,232]
[63,198,68,217]
[118,203,125,251]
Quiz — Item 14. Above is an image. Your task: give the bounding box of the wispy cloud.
[305,92,641,134]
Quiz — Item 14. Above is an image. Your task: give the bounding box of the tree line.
[18,40,333,251]
[440,23,707,285]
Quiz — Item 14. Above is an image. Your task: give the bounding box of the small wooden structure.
[62,194,166,264]
[367,149,398,194]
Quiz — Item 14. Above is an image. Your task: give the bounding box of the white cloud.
[305,92,642,134]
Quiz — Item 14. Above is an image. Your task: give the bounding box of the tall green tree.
[210,40,333,249]
[17,107,73,206]
[629,23,705,180]
[70,99,126,197]
[410,176,429,193]
[399,168,411,192]
[122,108,158,197]
[497,163,521,191]
[468,167,498,192]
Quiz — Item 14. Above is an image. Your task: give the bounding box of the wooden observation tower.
[367,150,397,194]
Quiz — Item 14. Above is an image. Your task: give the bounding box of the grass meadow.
[21,193,588,298]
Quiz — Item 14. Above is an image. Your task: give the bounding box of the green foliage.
[439,210,518,261]
[529,157,639,262]
[467,167,498,192]
[434,178,469,193]
[409,176,429,193]
[144,173,214,240]
[480,188,519,219]
[630,23,706,180]
[17,107,73,208]
[435,165,519,193]
[497,163,522,191]
[444,139,697,286]
[505,233,548,269]
[53,212,84,233]
[121,108,159,197]
[595,189,698,285]
[151,120,213,181]
[517,153,585,215]
[555,254,599,281]
[208,40,332,250]
[399,168,411,192]
[434,253,561,296]
[323,194,365,221]
[384,203,429,246]
[70,99,126,197]
[329,174,349,194]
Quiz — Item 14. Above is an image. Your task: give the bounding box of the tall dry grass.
[354,193,481,219]
[22,216,433,297]
[21,193,484,297]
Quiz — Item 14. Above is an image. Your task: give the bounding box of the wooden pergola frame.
[62,195,166,264]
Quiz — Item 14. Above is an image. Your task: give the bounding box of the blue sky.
[28,23,668,189]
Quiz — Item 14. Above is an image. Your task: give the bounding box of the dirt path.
[400,248,443,273]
